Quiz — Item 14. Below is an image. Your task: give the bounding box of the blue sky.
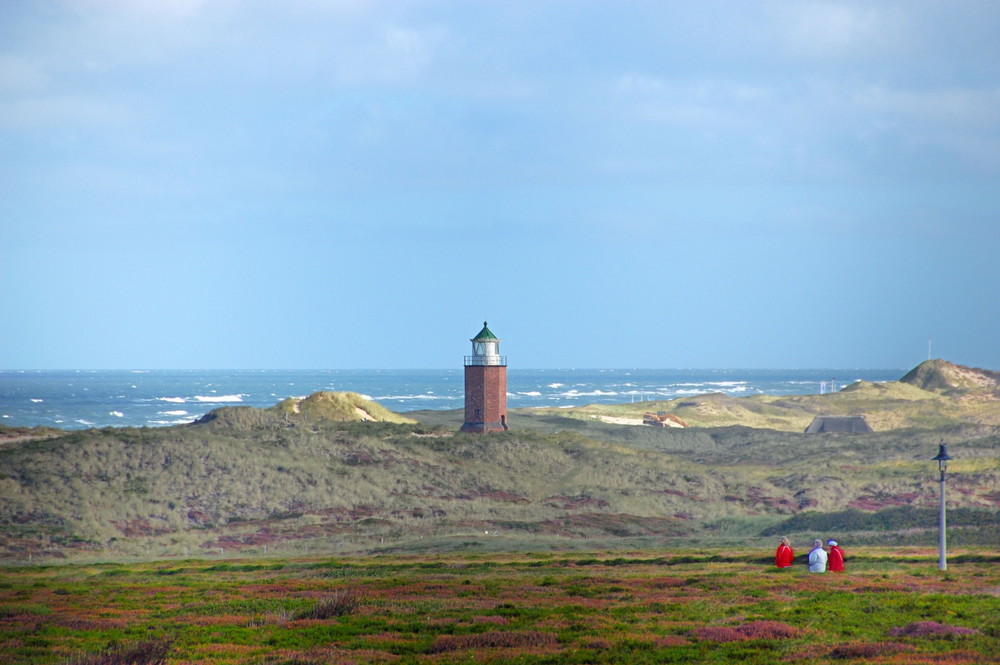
[2,1,998,370]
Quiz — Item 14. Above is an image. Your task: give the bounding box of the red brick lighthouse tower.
[461,321,509,432]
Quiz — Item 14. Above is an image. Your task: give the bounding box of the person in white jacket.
[808,539,828,573]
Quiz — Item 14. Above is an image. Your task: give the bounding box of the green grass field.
[2,548,997,664]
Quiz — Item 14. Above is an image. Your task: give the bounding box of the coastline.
[0,367,906,431]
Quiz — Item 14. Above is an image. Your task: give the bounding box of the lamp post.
[931,443,953,571]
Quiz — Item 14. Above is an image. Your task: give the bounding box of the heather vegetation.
[1,550,997,664]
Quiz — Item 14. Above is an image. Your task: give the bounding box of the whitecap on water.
[193,394,244,403]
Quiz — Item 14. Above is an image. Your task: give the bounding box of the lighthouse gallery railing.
[464,356,507,366]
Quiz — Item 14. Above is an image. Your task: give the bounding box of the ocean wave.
[157,397,187,403]
[375,393,440,401]
[193,394,244,403]
[517,391,542,397]
[149,417,197,426]
[547,383,564,388]
[109,411,124,418]
[30,398,43,403]
[669,384,748,394]
[160,410,189,416]
[559,389,619,397]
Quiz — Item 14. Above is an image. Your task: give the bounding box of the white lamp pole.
[931,444,953,571]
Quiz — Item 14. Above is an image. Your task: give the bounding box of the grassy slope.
[2,405,998,561]
[1,364,998,561]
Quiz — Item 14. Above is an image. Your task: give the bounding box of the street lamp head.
[932,443,953,472]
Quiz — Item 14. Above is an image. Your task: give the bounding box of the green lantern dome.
[472,321,499,341]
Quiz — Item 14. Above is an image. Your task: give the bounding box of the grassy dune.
[2,411,997,562]
[524,374,1000,432]
[1,361,997,562]
[1,549,997,664]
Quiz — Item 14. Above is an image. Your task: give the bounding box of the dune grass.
[523,373,1000,432]
[2,411,998,563]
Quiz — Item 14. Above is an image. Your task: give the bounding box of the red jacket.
[828,545,845,571]
[775,544,794,568]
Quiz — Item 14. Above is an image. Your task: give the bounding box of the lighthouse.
[461,321,509,432]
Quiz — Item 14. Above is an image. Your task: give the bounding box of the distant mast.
[461,321,509,433]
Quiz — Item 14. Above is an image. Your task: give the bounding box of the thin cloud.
[0,95,131,129]
[776,1,907,58]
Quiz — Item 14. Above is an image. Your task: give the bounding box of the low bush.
[889,621,981,638]
[761,507,1000,536]
[426,630,558,653]
[693,620,799,643]
[736,620,799,640]
[692,626,746,643]
[67,637,173,665]
[294,589,360,620]
[828,641,913,659]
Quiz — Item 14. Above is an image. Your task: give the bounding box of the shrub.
[294,589,360,620]
[692,621,799,643]
[692,626,746,643]
[736,620,799,640]
[828,641,913,659]
[426,630,558,653]
[761,506,1000,536]
[471,615,510,625]
[889,621,980,638]
[68,637,173,665]
[648,577,687,589]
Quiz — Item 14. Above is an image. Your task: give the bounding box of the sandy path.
[591,415,646,426]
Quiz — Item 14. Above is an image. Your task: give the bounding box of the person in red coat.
[775,536,794,568]
[827,539,845,572]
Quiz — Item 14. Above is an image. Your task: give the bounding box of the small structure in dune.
[804,415,873,434]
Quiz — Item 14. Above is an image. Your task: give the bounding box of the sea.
[0,368,907,431]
